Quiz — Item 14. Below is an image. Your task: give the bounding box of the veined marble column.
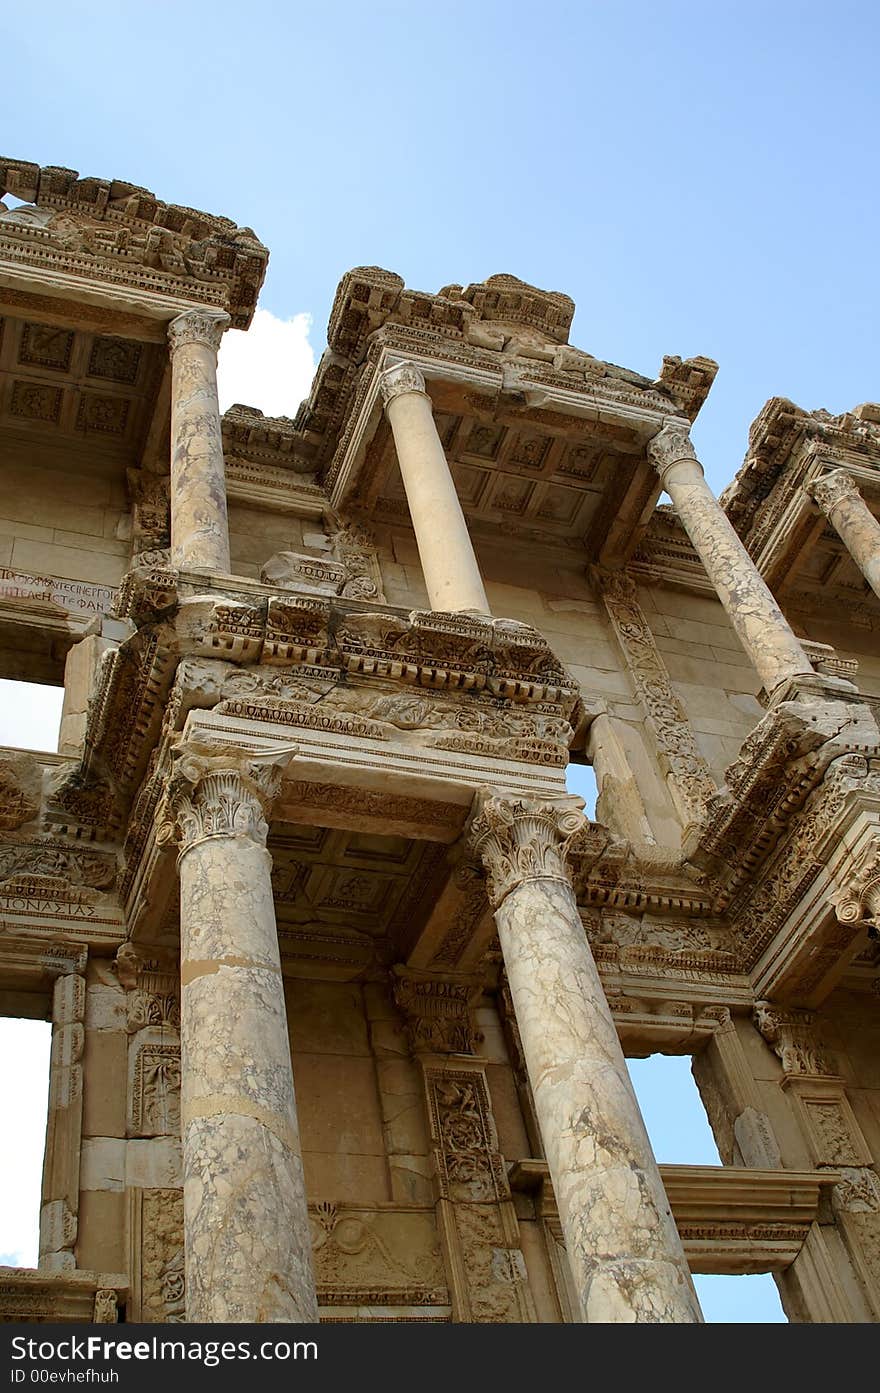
[469,796,702,1323]
[379,361,490,614]
[811,470,880,600]
[649,424,813,696]
[168,309,232,574]
[159,745,317,1323]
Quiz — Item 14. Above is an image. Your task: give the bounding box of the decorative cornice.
[647,423,699,483]
[167,309,230,356]
[155,742,295,854]
[810,469,861,516]
[467,794,586,908]
[0,158,268,328]
[378,360,427,408]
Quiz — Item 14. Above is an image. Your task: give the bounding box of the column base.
[762,672,860,708]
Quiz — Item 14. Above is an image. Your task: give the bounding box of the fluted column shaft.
[469,797,702,1323]
[812,469,880,599]
[379,361,490,614]
[168,310,231,574]
[649,424,813,696]
[160,746,316,1323]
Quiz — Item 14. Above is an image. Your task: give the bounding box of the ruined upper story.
[3,157,880,863]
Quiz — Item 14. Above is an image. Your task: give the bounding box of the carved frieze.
[594,568,716,827]
[310,1203,446,1308]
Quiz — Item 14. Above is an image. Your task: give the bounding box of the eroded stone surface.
[495,875,702,1323]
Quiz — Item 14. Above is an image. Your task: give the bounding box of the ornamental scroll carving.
[116,946,181,1137]
[811,470,861,516]
[167,309,230,356]
[594,568,716,827]
[832,838,880,932]
[467,795,586,908]
[155,742,296,852]
[378,360,427,406]
[753,1002,834,1078]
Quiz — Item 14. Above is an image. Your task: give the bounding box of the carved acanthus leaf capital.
[155,741,296,852]
[378,360,427,408]
[753,1001,834,1077]
[466,793,587,908]
[167,309,231,357]
[392,966,483,1055]
[647,423,699,482]
[810,469,861,516]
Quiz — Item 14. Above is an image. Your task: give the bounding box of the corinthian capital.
[378,360,427,408]
[167,309,231,357]
[466,794,586,908]
[156,741,296,853]
[811,469,861,516]
[647,423,699,482]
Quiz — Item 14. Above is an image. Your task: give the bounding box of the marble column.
[167,309,232,574]
[811,469,880,600]
[469,796,702,1323]
[379,361,490,614]
[159,745,317,1323]
[649,424,813,696]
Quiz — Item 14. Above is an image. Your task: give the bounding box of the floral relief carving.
[378,360,427,406]
[647,423,699,480]
[155,743,294,852]
[753,1002,834,1077]
[811,469,861,516]
[595,568,715,826]
[467,795,587,908]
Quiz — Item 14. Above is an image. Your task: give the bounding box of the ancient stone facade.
[2,156,880,1323]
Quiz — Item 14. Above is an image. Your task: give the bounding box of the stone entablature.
[722,396,880,603]
[0,158,268,328]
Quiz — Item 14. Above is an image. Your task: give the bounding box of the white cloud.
[217,307,317,419]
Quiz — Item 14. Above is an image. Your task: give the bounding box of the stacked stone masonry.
[2,157,880,1324]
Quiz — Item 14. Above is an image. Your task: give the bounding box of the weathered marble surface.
[496,875,702,1322]
[812,470,880,600]
[168,310,232,574]
[179,826,316,1322]
[380,361,490,614]
[649,425,812,695]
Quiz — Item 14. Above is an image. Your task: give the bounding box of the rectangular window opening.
[626,1051,787,1323]
[564,754,598,819]
[0,1015,52,1269]
[0,678,64,753]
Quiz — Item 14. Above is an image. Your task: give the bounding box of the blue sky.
[3,0,878,492]
[3,0,873,1322]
